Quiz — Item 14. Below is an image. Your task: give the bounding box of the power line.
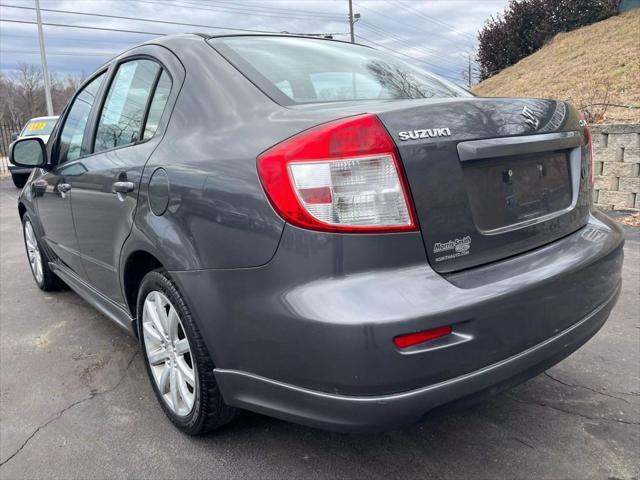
[135,0,343,20]
[358,37,445,73]
[356,25,452,71]
[358,20,437,56]
[0,18,165,36]
[0,5,344,36]
[351,10,470,82]
[0,32,140,45]
[354,1,474,48]
[356,34,462,83]
[136,0,339,19]
[1,4,463,82]
[357,18,472,78]
[392,0,477,41]
[129,0,343,22]
[2,49,119,57]
[355,20,468,77]
[359,19,436,51]
[395,0,477,41]
[190,0,343,17]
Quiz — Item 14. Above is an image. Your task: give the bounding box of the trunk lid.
[376,97,592,272]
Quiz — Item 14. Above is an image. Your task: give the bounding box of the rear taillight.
[257,114,418,233]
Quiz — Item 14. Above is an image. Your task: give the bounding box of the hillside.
[473,9,640,123]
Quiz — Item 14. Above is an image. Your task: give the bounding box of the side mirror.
[10,132,19,142]
[10,137,47,168]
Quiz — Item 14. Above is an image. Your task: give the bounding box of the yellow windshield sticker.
[27,122,47,131]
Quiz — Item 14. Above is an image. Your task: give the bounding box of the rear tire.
[138,270,238,435]
[22,214,66,291]
[11,173,29,189]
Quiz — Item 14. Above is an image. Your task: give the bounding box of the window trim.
[51,68,109,167]
[49,44,183,168]
[141,68,164,140]
[89,55,171,157]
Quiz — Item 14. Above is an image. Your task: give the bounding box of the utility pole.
[35,0,53,116]
[348,0,360,43]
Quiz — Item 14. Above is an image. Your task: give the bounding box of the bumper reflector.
[394,326,453,349]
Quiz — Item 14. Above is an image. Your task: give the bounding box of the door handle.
[112,181,135,194]
[58,183,72,193]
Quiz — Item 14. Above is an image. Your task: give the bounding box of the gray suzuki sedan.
[10,34,624,434]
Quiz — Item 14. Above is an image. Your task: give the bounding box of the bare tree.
[461,51,481,89]
[367,60,433,98]
[52,72,89,114]
[11,63,45,120]
[0,73,24,125]
[569,57,613,123]
[64,72,88,92]
[0,65,87,125]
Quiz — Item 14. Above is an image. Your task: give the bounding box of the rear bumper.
[215,282,619,432]
[171,210,624,431]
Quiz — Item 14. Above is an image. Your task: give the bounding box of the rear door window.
[143,70,172,140]
[94,59,160,153]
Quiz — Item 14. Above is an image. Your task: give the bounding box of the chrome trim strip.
[457,131,582,162]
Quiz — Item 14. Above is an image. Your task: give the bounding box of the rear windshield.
[21,118,57,136]
[210,36,469,105]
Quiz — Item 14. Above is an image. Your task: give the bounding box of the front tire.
[138,271,238,435]
[11,173,29,189]
[22,214,65,291]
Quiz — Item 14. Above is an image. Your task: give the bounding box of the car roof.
[152,32,363,48]
[95,33,368,71]
[27,116,59,121]
[200,33,352,43]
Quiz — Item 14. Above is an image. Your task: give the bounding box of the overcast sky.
[0,0,509,84]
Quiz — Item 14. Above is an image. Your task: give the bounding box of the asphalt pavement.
[0,176,638,479]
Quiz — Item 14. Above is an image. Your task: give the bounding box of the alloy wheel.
[24,220,43,284]
[142,290,196,417]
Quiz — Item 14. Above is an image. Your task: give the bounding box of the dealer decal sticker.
[433,236,471,262]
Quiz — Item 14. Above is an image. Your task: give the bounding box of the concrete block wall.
[591,124,640,211]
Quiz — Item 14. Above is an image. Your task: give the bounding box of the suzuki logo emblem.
[398,128,451,141]
[521,106,540,128]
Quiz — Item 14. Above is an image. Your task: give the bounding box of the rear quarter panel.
[130,37,414,271]
[130,37,289,271]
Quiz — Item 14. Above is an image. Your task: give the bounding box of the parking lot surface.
[0,177,638,479]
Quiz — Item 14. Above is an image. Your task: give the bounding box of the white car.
[9,115,59,188]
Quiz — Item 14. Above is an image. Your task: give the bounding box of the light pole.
[35,0,53,116]
[348,0,360,43]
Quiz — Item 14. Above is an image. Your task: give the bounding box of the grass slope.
[473,9,640,123]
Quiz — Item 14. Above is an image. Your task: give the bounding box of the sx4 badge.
[433,236,471,262]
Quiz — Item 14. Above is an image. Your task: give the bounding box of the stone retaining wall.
[592,124,640,211]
